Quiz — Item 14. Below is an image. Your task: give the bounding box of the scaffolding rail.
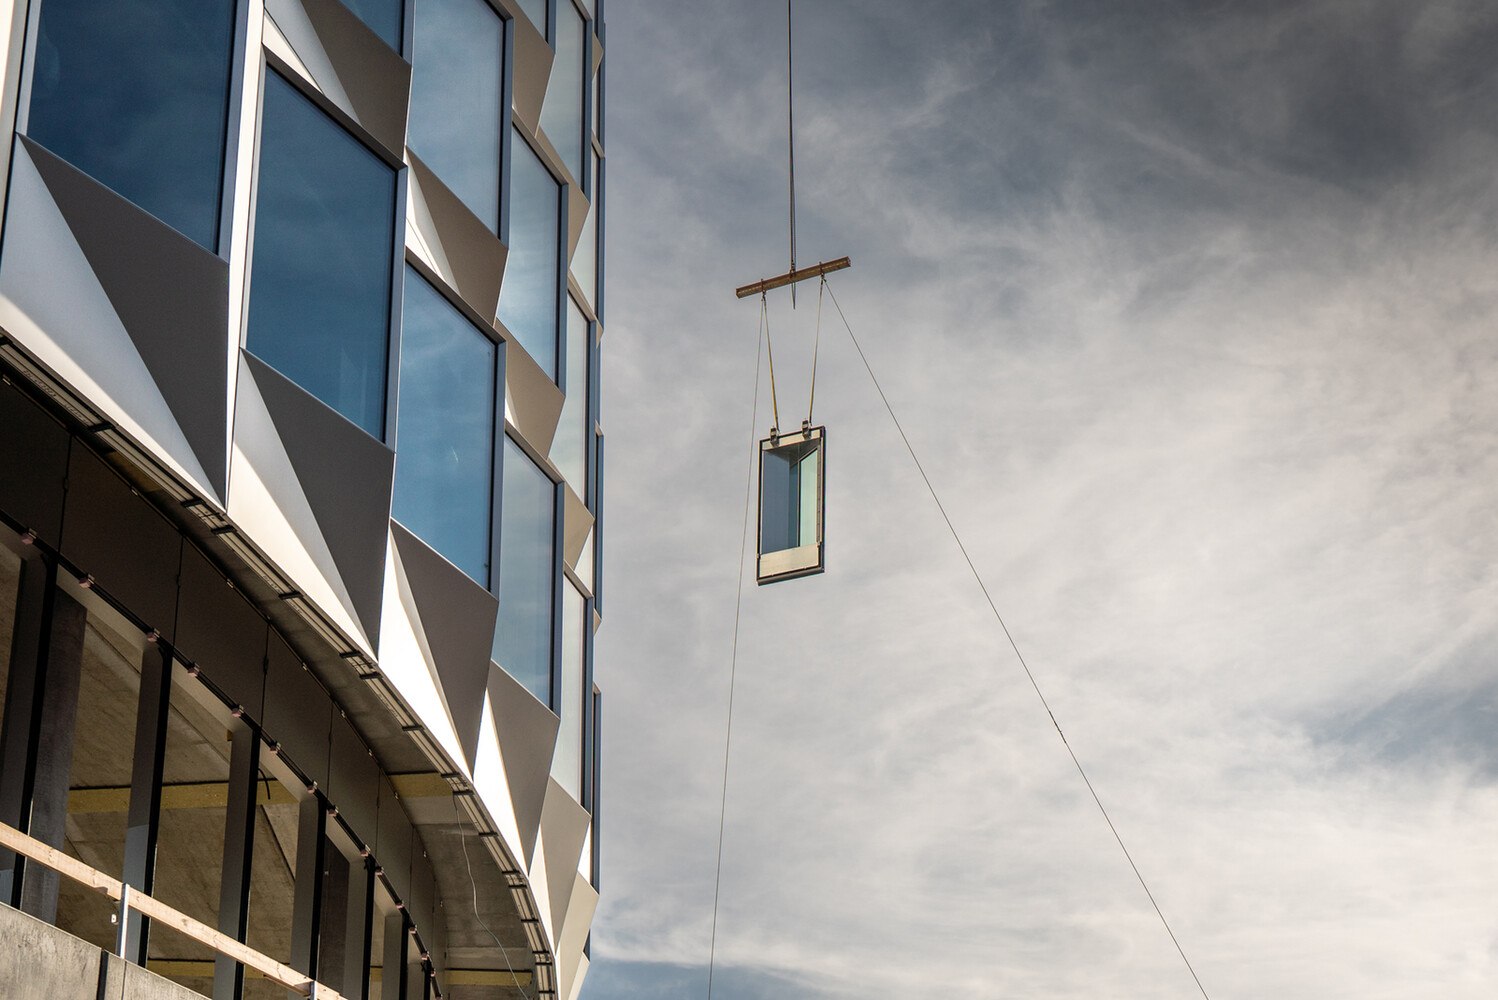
[0,820,345,999]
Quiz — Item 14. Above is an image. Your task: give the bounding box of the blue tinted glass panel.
[550,297,588,493]
[410,0,502,230]
[761,439,819,553]
[540,2,584,182]
[552,580,584,796]
[247,73,397,438]
[27,0,235,250]
[497,136,559,379]
[393,269,497,584]
[516,0,547,38]
[494,438,556,703]
[340,0,404,51]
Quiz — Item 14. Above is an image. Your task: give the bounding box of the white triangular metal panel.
[229,355,369,650]
[527,826,555,948]
[379,534,472,777]
[263,2,355,111]
[261,12,320,91]
[566,953,590,1000]
[471,690,524,863]
[555,872,598,1000]
[0,143,217,501]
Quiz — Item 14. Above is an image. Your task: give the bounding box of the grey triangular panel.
[391,521,498,771]
[511,15,552,134]
[24,137,231,499]
[300,0,411,159]
[408,152,508,321]
[504,339,564,456]
[244,353,393,647]
[540,778,591,936]
[487,663,558,866]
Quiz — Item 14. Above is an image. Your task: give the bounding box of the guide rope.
[822,279,1213,1000]
[452,791,534,1000]
[706,299,765,1000]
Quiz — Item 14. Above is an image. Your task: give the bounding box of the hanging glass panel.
[757,425,825,585]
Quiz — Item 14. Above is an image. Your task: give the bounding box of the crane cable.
[786,0,798,307]
[705,297,766,1000]
[822,279,1214,1000]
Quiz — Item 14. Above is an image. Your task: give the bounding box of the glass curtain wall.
[244,751,305,999]
[550,297,588,494]
[516,0,547,36]
[340,0,404,51]
[497,135,560,380]
[573,153,598,311]
[148,665,237,997]
[493,438,557,703]
[553,581,584,798]
[246,72,398,438]
[540,0,585,183]
[393,269,499,583]
[53,603,144,952]
[26,0,236,250]
[409,0,504,231]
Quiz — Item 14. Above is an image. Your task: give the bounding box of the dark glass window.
[27,0,235,250]
[410,0,503,230]
[246,72,397,438]
[494,438,556,704]
[540,0,585,182]
[393,269,498,584]
[340,0,404,51]
[497,135,560,379]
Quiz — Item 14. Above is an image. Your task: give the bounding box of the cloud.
[588,2,1498,997]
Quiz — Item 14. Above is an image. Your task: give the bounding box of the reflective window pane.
[340,0,404,51]
[572,153,597,312]
[551,581,584,797]
[498,135,560,379]
[516,0,547,37]
[493,438,556,703]
[27,0,235,249]
[549,297,588,494]
[247,72,397,438]
[150,665,235,998]
[540,1,585,182]
[761,438,821,553]
[245,753,304,998]
[54,604,142,952]
[393,269,497,585]
[410,0,502,230]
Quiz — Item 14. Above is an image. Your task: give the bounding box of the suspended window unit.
[757,425,825,585]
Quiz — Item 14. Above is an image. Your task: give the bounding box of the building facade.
[0,0,605,998]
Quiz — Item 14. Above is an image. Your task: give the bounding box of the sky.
[584,2,1498,998]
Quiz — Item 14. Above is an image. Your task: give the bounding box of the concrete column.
[318,845,352,994]
[290,794,326,981]
[122,644,171,963]
[213,721,259,1000]
[380,912,406,1000]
